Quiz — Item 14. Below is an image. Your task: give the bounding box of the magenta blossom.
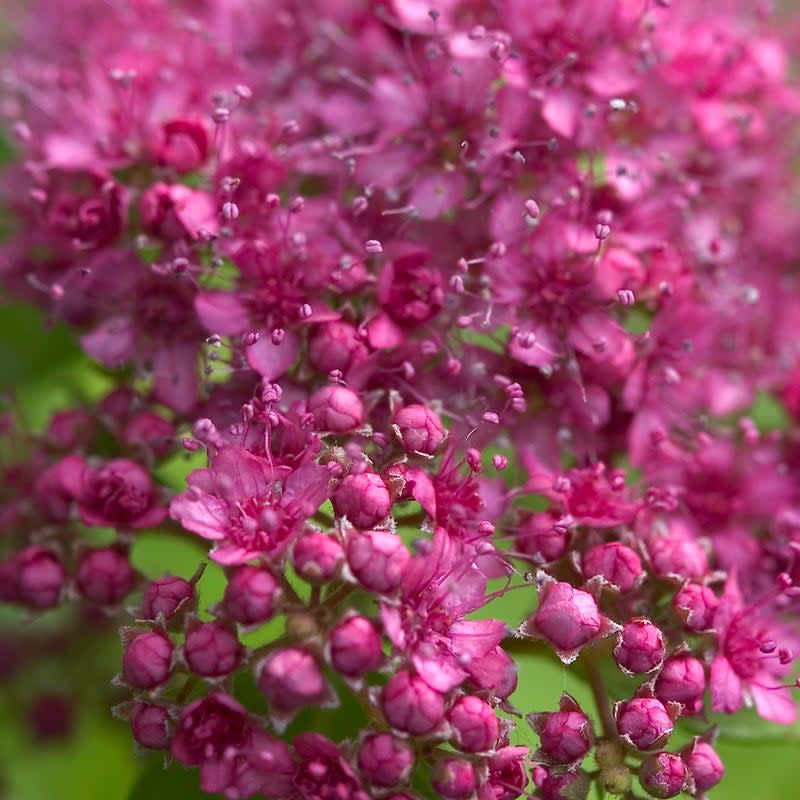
[380,529,507,693]
[710,572,797,723]
[170,446,331,565]
[59,455,165,530]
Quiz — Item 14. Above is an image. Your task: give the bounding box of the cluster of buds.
[3,0,800,798]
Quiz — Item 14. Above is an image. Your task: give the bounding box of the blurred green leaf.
[127,759,214,800]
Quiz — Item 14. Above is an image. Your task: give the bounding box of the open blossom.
[170,446,331,565]
[710,572,798,723]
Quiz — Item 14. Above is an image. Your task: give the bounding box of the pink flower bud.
[183,621,242,677]
[448,695,499,753]
[364,239,383,254]
[357,733,414,787]
[309,385,364,432]
[392,404,446,455]
[308,321,369,373]
[16,546,65,609]
[582,542,643,592]
[346,530,410,593]
[681,739,724,793]
[293,533,343,584]
[673,583,718,632]
[381,671,446,736]
[614,619,666,675]
[530,581,603,662]
[76,547,135,605]
[654,655,706,709]
[648,533,708,580]
[122,630,174,689]
[536,768,591,800]
[258,648,329,713]
[333,472,391,528]
[329,615,383,677]
[223,566,281,625]
[141,576,195,620]
[529,694,594,765]
[431,757,477,800]
[615,697,674,750]
[130,701,171,749]
[640,752,687,798]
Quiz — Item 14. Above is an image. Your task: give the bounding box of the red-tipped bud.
[448,695,499,753]
[529,694,594,765]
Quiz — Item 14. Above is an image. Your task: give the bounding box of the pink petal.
[195,292,251,336]
[81,317,135,366]
[169,492,228,540]
[449,619,507,661]
[710,654,743,714]
[750,682,798,724]
[412,647,468,693]
[245,331,299,379]
[153,342,199,414]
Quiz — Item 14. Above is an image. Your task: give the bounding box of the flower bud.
[308,321,368,373]
[681,739,724,793]
[448,695,499,753]
[333,472,391,528]
[346,530,409,593]
[183,621,242,677]
[529,581,604,662]
[357,733,414,787]
[223,566,280,625]
[648,532,708,580]
[536,767,592,800]
[431,757,477,800]
[122,630,174,689]
[582,542,643,592]
[673,583,718,632]
[130,702,171,749]
[614,619,665,675]
[654,655,706,711]
[76,547,135,605]
[640,752,687,798]
[615,697,674,750]
[309,385,364,432]
[16,546,65,609]
[258,648,329,713]
[141,576,195,620]
[381,671,445,736]
[392,404,446,455]
[293,533,343,584]
[529,694,594,765]
[329,615,383,677]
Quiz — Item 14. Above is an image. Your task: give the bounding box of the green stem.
[583,658,616,739]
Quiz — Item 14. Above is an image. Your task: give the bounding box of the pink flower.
[710,572,797,723]
[170,446,330,565]
[59,455,165,530]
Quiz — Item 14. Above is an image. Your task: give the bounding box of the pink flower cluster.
[4,0,800,798]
